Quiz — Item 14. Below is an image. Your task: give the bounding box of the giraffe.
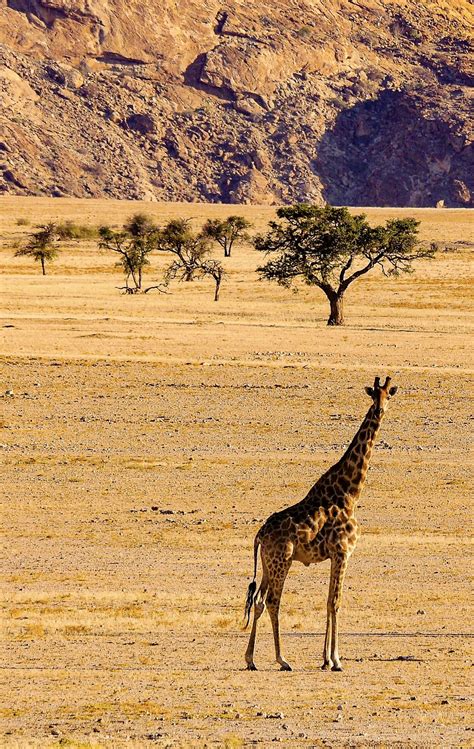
[244,375,398,672]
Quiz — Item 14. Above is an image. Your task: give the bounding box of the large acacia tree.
[255,204,436,325]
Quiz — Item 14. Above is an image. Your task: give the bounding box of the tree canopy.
[98,214,160,292]
[255,204,436,325]
[202,216,252,257]
[123,212,158,238]
[157,219,225,300]
[157,219,210,282]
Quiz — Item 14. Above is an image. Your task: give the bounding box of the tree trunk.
[214,277,221,301]
[124,254,139,290]
[224,243,231,257]
[40,255,46,275]
[327,293,344,326]
[130,270,139,290]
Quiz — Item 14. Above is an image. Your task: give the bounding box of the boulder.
[123,113,156,135]
[200,40,292,98]
[0,66,38,113]
[3,168,29,190]
[44,62,84,89]
[63,67,85,89]
[234,95,266,120]
[452,179,472,206]
[228,168,276,204]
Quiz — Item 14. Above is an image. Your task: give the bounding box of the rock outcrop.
[0,0,472,206]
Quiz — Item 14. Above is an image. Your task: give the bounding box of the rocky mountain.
[0,0,472,206]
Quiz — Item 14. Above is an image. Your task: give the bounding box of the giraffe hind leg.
[244,574,268,670]
[265,557,293,671]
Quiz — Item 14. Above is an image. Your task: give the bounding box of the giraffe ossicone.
[244,375,398,672]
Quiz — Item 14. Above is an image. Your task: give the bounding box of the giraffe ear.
[389,386,398,396]
[365,386,374,397]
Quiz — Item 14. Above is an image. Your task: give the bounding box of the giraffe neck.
[312,405,384,507]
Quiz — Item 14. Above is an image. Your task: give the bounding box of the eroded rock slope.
[0,0,472,205]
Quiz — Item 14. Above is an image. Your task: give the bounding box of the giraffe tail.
[243,533,260,629]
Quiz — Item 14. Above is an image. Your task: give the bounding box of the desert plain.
[0,197,473,747]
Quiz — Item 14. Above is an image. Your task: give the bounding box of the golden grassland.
[0,197,473,747]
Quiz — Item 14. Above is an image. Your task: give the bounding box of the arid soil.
[1,198,473,747]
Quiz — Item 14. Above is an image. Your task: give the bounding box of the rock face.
[0,0,472,206]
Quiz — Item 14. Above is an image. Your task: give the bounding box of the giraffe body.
[244,376,397,672]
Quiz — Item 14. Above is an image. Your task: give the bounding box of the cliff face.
[0,0,472,206]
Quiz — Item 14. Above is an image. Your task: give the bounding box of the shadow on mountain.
[8,0,68,27]
[183,53,235,102]
[314,89,473,207]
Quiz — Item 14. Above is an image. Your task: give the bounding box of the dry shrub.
[56,221,99,240]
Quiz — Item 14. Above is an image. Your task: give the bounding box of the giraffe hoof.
[279,663,292,672]
[331,664,343,672]
[246,663,257,671]
[321,661,332,671]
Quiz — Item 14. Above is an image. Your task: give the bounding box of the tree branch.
[339,255,353,285]
[143,284,170,294]
[340,252,385,290]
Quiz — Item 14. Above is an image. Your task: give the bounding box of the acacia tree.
[98,214,163,293]
[202,215,252,257]
[157,219,209,281]
[198,259,225,301]
[255,204,436,325]
[123,212,157,238]
[15,223,59,275]
[158,219,225,300]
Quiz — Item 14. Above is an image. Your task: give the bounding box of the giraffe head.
[365,376,398,417]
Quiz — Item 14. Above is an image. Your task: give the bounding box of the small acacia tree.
[158,219,225,300]
[15,223,59,275]
[198,259,225,301]
[256,204,436,325]
[202,215,252,257]
[123,212,157,238]
[99,213,162,293]
[157,219,208,281]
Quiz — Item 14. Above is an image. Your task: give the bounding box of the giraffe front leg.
[321,606,333,670]
[329,554,349,672]
[321,559,336,670]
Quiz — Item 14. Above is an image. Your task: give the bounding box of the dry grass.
[0,197,473,747]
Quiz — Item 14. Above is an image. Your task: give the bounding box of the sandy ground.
[1,198,473,747]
